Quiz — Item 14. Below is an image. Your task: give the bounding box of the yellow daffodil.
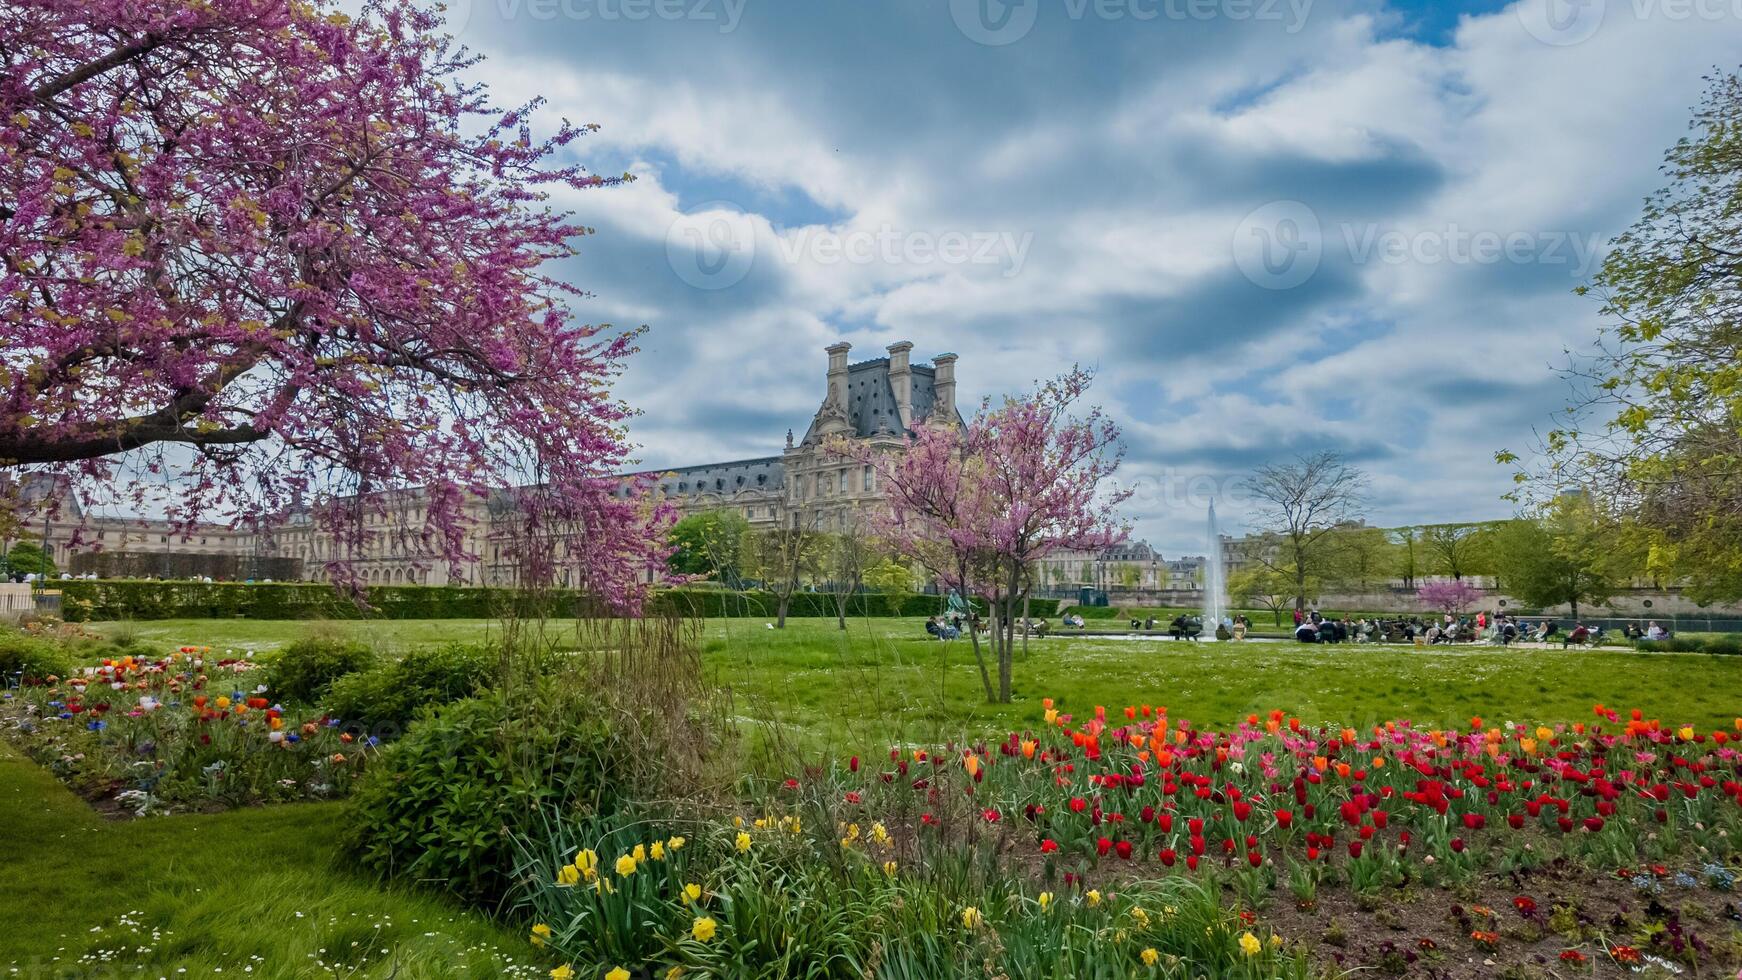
[1037,891,1053,910]
[691,916,717,942]
[530,923,552,947]
[574,849,598,874]
[961,906,983,929]
[650,841,666,861]
[882,860,897,875]
[1141,947,1159,966]
[1085,889,1102,907]
[683,883,702,902]
[615,854,638,877]
[735,831,752,853]
[666,835,687,851]
[552,967,576,980]
[665,969,684,980]
[632,843,647,862]
[603,968,628,980]
[556,865,580,886]
[1239,931,1262,957]
[870,822,889,845]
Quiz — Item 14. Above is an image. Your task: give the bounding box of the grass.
[0,742,545,976]
[77,616,1742,751]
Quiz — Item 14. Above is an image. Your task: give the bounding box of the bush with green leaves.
[0,631,72,682]
[343,680,629,906]
[263,635,376,704]
[321,642,494,736]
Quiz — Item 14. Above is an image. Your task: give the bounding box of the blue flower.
[365,736,381,748]
[286,734,301,743]
[86,720,105,731]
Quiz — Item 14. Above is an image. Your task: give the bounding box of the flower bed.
[517,700,1742,978]
[0,646,369,814]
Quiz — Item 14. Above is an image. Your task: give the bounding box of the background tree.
[1503,69,1742,602]
[1420,523,1494,581]
[1325,525,1394,593]
[0,0,667,602]
[1391,526,1421,590]
[1,540,55,577]
[832,368,1129,703]
[1241,452,1369,612]
[821,521,877,630]
[1490,496,1634,620]
[1227,565,1294,626]
[666,510,749,585]
[1417,578,1484,617]
[739,519,821,629]
[863,557,914,594]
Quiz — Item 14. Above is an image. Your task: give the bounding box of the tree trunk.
[777,593,789,628]
[835,593,847,630]
[1021,594,1030,660]
[966,617,995,701]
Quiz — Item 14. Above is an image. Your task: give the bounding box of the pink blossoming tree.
[833,368,1130,703]
[1418,578,1484,616]
[0,0,668,604]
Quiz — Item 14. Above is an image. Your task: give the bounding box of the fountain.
[1203,502,1225,635]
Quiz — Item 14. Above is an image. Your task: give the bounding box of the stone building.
[7,342,964,586]
[0,473,263,578]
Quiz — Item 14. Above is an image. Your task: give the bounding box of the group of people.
[1290,607,1674,647]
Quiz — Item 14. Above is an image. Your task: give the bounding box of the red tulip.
[1348,840,1363,858]
[1583,816,1605,832]
[1507,814,1525,830]
[1096,837,1112,857]
[1115,840,1133,860]
[1040,839,1059,854]
[1450,837,1466,853]
[1159,848,1177,867]
[1232,801,1252,822]
[1185,854,1200,871]
[1275,809,1293,829]
[1248,850,1263,868]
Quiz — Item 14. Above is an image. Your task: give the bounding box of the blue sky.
[449,0,1740,555]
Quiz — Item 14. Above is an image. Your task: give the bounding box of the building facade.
[6,342,964,586]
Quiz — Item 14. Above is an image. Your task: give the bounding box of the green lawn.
[82,617,1742,750]
[0,743,545,976]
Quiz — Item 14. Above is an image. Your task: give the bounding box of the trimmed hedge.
[1637,635,1742,655]
[53,579,1059,621]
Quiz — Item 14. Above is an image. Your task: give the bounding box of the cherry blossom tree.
[1,0,669,605]
[833,368,1130,703]
[1417,578,1484,617]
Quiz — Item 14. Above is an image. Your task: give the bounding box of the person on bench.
[925,616,959,641]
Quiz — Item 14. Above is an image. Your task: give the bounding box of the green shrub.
[264,635,376,704]
[343,681,624,906]
[1703,633,1742,655]
[322,643,494,736]
[0,632,72,682]
[1638,634,1742,655]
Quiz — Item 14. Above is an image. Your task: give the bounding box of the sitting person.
[1645,620,1667,641]
[1169,614,1200,640]
[925,616,960,640]
[1231,618,1247,641]
[1294,621,1319,643]
[1563,623,1590,648]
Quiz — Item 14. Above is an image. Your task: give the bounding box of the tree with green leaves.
[864,558,914,594]
[1325,525,1394,592]
[821,522,879,630]
[1226,565,1295,626]
[666,510,750,585]
[1503,69,1742,601]
[2,540,54,577]
[1490,496,1637,620]
[1419,523,1495,581]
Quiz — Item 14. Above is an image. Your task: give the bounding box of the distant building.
[7,342,964,586]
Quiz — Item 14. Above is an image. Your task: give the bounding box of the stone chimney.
[886,341,913,428]
[825,342,852,413]
[931,352,958,421]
